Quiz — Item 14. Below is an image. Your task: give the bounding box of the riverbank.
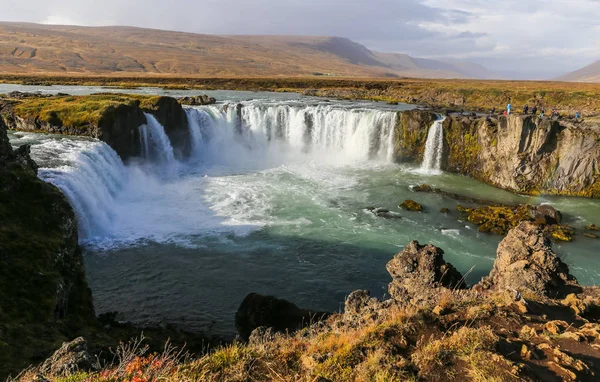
[18,222,600,382]
[3,75,600,116]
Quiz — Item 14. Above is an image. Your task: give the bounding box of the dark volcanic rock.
[386,241,466,306]
[343,290,390,324]
[476,222,581,298]
[38,338,93,378]
[179,94,216,106]
[235,293,331,340]
[0,118,95,378]
[97,101,146,160]
[149,97,191,159]
[530,205,563,225]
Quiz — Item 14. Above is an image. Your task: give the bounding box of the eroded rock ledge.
[0,93,191,160]
[394,111,600,198]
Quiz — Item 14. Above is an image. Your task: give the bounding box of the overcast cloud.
[1,0,598,78]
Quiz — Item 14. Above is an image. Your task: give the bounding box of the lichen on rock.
[476,222,581,298]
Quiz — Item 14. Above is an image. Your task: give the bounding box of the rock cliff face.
[445,115,600,197]
[391,109,436,162]
[149,96,190,159]
[395,112,600,198]
[0,117,95,378]
[0,95,190,161]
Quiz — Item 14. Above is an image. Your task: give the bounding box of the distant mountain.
[0,22,495,79]
[556,60,600,82]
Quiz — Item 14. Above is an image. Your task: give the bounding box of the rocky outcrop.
[1,94,191,161]
[97,101,147,159]
[235,293,330,340]
[0,118,95,378]
[149,96,190,159]
[386,241,467,306]
[38,338,94,378]
[442,115,600,197]
[392,109,436,162]
[179,95,216,106]
[476,222,581,298]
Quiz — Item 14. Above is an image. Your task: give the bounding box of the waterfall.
[35,139,127,239]
[185,103,398,163]
[421,118,446,173]
[139,113,176,164]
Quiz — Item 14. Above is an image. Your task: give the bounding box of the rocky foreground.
[14,221,600,382]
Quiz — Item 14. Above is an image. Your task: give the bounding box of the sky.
[1,0,599,79]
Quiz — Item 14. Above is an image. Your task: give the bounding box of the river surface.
[5,85,600,337]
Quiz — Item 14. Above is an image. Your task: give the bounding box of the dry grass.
[15,290,600,382]
[3,74,600,115]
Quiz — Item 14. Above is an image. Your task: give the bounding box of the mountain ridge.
[556,59,600,82]
[0,22,497,79]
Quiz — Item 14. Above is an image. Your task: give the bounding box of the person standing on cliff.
[507,103,512,115]
[523,104,529,114]
[531,106,537,116]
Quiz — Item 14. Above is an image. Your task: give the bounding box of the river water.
[5,85,600,337]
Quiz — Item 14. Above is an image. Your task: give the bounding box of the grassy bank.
[2,94,161,129]
[3,75,600,115]
[18,289,600,382]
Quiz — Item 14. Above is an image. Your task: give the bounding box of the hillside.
[0,22,494,79]
[557,60,600,82]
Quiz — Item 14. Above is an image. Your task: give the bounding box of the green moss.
[11,93,162,130]
[400,200,423,211]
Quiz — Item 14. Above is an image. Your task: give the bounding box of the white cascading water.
[185,102,398,164]
[139,113,176,164]
[26,103,401,245]
[34,139,128,239]
[420,118,446,173]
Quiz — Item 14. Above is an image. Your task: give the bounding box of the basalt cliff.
[1,93,599,200]
[0,92,191,160]
[0,115,95,378]
[394,112,600,198]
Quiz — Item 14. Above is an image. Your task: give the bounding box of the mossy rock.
[587,224,600,231]
[549,225,575,242]
[413,184,433,192]
[399,200,423,212]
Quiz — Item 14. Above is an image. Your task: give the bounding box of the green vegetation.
[9,94,162,129]
[22,289,600,382]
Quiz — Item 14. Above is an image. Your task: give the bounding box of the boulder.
[412,184,433,192]
[365,207,402,219]
[475,222,581,298]
[178,95,216,106]
[399,200,423,212]
[386,241,466,306]
[531,205,563,225]
[343,290,386,323]
[38,338,93,378]
[235,293,330,340]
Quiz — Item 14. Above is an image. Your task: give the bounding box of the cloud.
[0,0,598,77]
